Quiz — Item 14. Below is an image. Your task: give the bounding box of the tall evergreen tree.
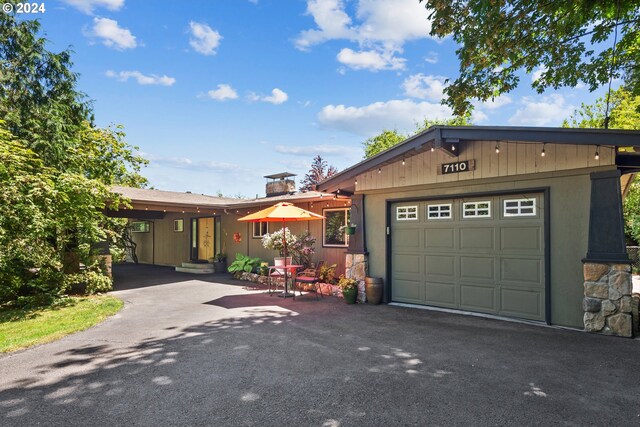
[299,156,338,191]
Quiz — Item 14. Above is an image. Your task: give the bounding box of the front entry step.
[175,262,214,274]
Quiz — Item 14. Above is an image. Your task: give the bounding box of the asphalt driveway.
[1,264,639,426]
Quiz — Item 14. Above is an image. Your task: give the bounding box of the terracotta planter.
[342,287,357,304]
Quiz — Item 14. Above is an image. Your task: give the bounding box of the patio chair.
[294,261,325,300]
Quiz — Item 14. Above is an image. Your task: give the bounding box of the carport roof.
[317,125,640,194]
[110,185,339,211]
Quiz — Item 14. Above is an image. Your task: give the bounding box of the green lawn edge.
[0,295,124,353]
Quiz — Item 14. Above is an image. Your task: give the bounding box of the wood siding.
[356,141,615,192]
[130,201,349,278]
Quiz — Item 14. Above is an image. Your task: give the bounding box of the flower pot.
[365,277,383,305]
[213,261,227,273]
[344,226,356,235]
[342,287,357,304]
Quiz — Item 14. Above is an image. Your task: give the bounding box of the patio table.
[268,264,302,298]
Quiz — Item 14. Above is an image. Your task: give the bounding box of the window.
[463,201,491,218]
[504,198,536,217]
[323,208,350,247]
[131,221,150,233]
[253,221,269,238]
[427,204,452,220]
[396,206,418,220]
[173,219,184,232]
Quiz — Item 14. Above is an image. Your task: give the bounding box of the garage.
[391,192,546,321]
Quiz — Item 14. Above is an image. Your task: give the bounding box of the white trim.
[396,205,418,221]
[503,198,537,217]
[462,201,491,218]
[427,203,452,220]
[252,221,269,238]
[323,207,349,247]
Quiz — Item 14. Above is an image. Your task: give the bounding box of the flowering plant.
[262,227,297,257]
[287,231,316,267]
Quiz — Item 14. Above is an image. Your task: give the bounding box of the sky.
[30,0,615,197]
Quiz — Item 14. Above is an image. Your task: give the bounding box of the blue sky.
[34,0,613,197]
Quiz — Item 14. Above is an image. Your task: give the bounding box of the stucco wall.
[363,167,611,328]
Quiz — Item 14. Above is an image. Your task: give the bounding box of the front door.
[190,217,216,262]
[197,217,215,261]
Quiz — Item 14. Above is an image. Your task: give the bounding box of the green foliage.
[0,14,147,306]
[420,0,640,116]
[63,270,113,295]
[214,253,227,262]
[624,177,640,245]
[228,253,262,273]
[337,275,358,291]
[363,116,473,158]
[318,263,337,284]
[299,155,338,191]
[562,88,640,130]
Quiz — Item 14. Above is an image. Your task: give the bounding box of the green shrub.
[319,263,337,284]
[64,270,112,295]
[228,253,262,274]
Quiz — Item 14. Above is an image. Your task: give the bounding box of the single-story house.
[316,126,640,337]
[111,126,640,337]
[110,173,353,276]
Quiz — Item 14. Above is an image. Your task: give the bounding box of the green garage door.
[391,193,545,321]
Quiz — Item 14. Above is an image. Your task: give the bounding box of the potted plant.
[262,228,296,261]
[338,275,358,304]
[340,224,357,235]
[212,253,227,273]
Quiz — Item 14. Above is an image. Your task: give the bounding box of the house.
[317,126,640,337]
[110,125,640,337]
[109,173,352,275]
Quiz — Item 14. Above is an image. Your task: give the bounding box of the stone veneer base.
[345,253,368,303]
[583,262,634,337]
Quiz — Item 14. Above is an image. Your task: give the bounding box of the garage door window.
[427,204,452,219]
[397,206,418,220]
[504,199,536,217]
[463,201,491,218]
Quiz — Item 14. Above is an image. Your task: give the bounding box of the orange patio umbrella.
[238,202,324,261]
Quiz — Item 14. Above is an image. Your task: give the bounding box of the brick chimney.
[264,172,296,197]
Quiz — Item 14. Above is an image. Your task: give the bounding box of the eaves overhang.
[317,125,640,194]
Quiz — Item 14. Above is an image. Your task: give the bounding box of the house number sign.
[440,160,475,175]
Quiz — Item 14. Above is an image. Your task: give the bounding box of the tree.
[0,14,146,306]
[420,0,640,116]
[363,116,473,158]
[562,88,640,130]
[299,156,338,191]
[562,87,640,244]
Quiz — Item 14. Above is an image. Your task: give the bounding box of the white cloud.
[337,48,405,71]
[141,152,242,173]
[189,22,222,56]
[508,94,574,126]
[274,144,359,156]
[89,17,137,50]
[295,0,432,72]
[206,84,238,101]
[318,99,453,136]
[106,70,175,86]
[402,74,447,101]
[248,88,288,105]
[424,51,438,64]
[532,67,547,83]
[62,0,124,14]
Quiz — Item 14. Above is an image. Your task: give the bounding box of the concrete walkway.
[1,264,639,426]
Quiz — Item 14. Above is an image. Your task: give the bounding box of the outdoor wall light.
[541,144,546,157]
[431,146,435,152]
[402,158,405,165]
[495,143,500,154]
[595,146,600,160]
[378,168,381,174]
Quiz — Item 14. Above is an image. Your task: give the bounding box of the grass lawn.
[0,295,123,353]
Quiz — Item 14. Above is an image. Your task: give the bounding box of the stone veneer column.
[583,263,633,337]
[345,253,368,303]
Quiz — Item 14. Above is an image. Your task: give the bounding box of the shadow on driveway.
[1,264,639,426]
